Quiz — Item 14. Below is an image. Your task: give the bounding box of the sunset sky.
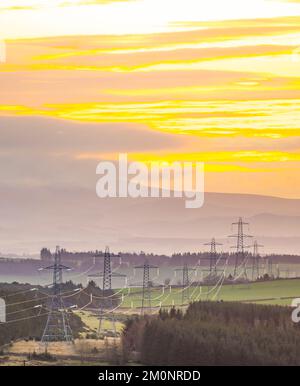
[1,0,300,198]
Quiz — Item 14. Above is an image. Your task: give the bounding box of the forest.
[122,301,300,366]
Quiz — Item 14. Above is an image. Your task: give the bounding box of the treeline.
[122,301,300,366]
[41,248,300,266]
[0,290,47,346]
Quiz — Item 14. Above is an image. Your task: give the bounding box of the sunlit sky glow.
[1,0,300,198]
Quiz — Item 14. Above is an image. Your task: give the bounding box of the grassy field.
[2,278,300,365]
[74,310,124,335]
[0,338,121,366]
[116,278,300,309]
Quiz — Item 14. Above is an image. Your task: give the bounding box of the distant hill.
[0,185,299,255]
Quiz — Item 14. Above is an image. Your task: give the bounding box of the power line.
[40,246,73,344]
[88,246,126,337]
[134,260,158,315]
[229,217,253,278]
[175,263,196,304]
[251,240,264,280]
[204,237,223,276]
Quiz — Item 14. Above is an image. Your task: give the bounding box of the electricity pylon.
[229,217,252,278]
[175,263,196,304]
[41,246,73,343]
[268,255,273,277]
[251,240,264,280]
[204,238,223,275]
[134,260,158,314]
[88,246,126,337]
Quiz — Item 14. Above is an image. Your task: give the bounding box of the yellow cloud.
[1,2,300,198]
[123,151,300,163]
[8,99,295,139]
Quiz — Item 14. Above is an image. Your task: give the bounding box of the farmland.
[2,278,300,366]
[117,278,300,310]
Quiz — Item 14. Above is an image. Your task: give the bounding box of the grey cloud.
[0,116,183,188]
[0,116,181,152]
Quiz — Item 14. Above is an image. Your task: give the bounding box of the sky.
[1,0,300,199]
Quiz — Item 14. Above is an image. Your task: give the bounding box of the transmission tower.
[268,255,273,277]
[175,263,196,304]
[204,238,223,275]
[251,240,264,281]
[88,246,126,337]
[229,217,252,277]
[134,260,158,314]
[41,246,73,344]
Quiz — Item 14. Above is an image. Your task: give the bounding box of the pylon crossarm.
[230,246,251,249]
[110,272,127,277]
[88,272,126,278]
[59,264,72,270]
[42,264,71,271]
[88,272,104,278]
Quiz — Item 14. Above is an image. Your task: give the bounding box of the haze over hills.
[0,185,299,256]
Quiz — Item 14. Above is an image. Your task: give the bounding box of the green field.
[74,279,300,336]
[117,279,300,309]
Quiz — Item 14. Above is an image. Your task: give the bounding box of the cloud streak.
[1,8,300,199]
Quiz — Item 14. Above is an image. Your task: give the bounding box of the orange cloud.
[1,12,300,200]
